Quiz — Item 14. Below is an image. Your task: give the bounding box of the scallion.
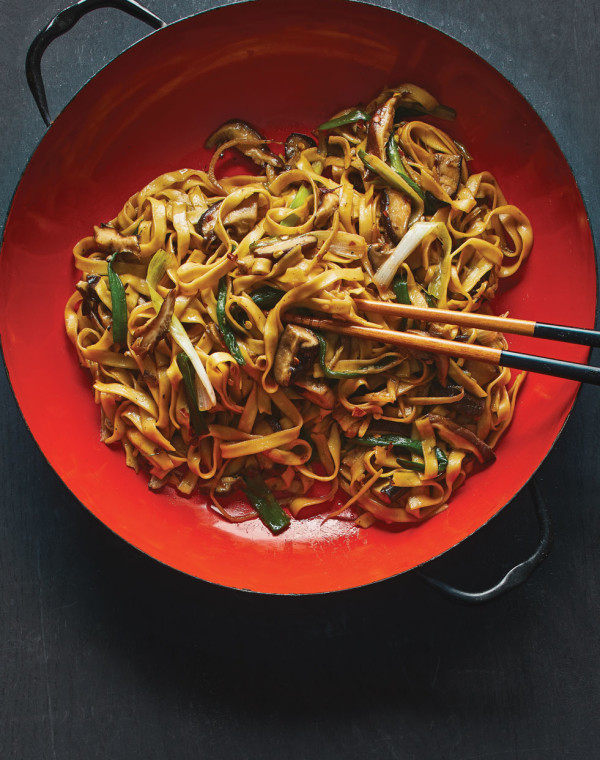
[316,333,395,378]
[107,253,127,345]
[217,278,246,366]
[243,471,290,535]
[348,434,448,472]
[176,353,207,435]
[317,108,371,131]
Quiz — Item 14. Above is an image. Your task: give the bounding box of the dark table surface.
[1,0,599,758]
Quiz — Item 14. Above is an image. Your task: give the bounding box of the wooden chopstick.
[286,314,600,386]
[352,298,600,348]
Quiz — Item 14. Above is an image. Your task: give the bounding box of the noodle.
[64,84,531,532]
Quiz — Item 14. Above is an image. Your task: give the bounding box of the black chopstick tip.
[502,349,600,385]
[533,322,600,348]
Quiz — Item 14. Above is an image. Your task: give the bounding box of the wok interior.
[0,0,594,592]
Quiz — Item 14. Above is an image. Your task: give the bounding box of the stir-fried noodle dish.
[65,84,532,534]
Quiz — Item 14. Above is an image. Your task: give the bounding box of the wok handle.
[26,0,167,126]
[416,477,552,603]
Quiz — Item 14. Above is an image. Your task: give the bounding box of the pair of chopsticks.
[286,299,600,385]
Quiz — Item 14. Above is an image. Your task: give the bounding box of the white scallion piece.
[373,221,452,291]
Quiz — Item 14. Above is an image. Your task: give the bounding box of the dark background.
[1,1,599,758]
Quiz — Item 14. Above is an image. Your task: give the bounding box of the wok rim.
[0,0,596,595]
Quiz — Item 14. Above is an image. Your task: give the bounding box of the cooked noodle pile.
[65,83,532,532]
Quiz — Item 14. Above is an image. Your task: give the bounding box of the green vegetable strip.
[424,291,438,308]
[250,286,285,310]
[107,253,127,345]
[358,150,424,221]
[395,458,426,473]
[176,353,207,434]
[243,472,290,535]
[392,274,410,330]
[290,183,312,210]
[386,137,426,200]
[217,278,246,365]
[316,333,394,378]
[392,274,411,305]
[281,184,312,227]
[317,109,371,130]
[349,434,448,472]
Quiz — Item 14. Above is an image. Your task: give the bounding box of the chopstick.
[285,314,600,386]
[352,298,600,348]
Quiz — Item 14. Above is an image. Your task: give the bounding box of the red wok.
[0,0,595,594]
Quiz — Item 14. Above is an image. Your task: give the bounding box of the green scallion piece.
[424,291,438,308]
[392,274,410,330]
[316,333,394,378]
[358,150,425,220]
[395,458,426,473]
[217,278,246,366]
[317,109,371,131]
[386,137,426,201]
[281,184,312,227]
[107,253,127,345]
[250,286,285,310]
[176,353,207,435]
[243,471,290,535]
[392,274,411,305]
[348,434,448,473]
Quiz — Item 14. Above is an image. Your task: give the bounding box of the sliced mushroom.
[366,97,396,162]
[94,224,140,254]
[314,189,339,229]
[77,275,112,330]
[205,322,227,350]
[294,377,336,409]
[433,154,462,197]
[429,380,485,421]
[284,132,317,165]
[378,481,405,505]
[131,289,176,357]
[380,189,411,244]
[367,242,392,271]
[428,413,495,463]
[205,119,284,169]
[196,201,222,240]
[196,196,259,242]
[347,170,365,193]
[252,233,318,258]
[455,393,486,422]
[224,195,259,237]
[273,324,320,387]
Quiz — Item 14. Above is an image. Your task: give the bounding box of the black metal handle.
[25,0,167,126]
[416,477,552,603]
